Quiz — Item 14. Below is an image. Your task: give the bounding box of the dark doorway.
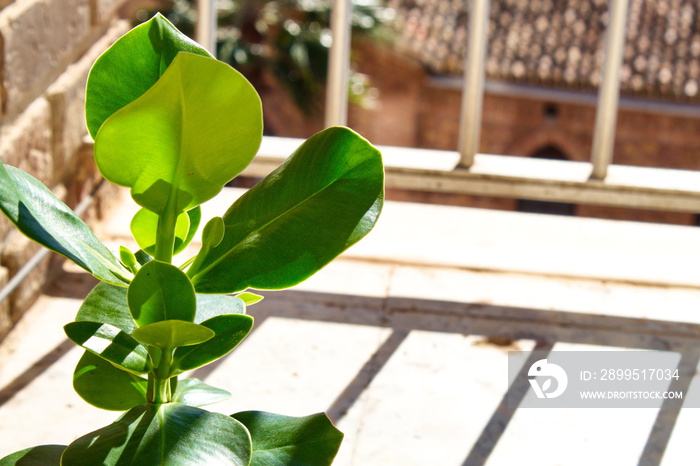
[516,145,576,216]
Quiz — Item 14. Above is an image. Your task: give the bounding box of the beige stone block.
[46,20,129,176]
[92,0,130,25]
[0,0,92,118]
[0,97,54,185]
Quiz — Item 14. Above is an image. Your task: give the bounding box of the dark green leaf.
[188,126,383,293]
[0,445,65,465]
[62,404,252,466]
[232,411,343,466]
[75,282,135,332]
[132,320,214,350]
[195,294,246,323]
[85,13,212,138]
[73,351,147,411]
[0,162,131,286]
[172,378,231,407]
[64,322,150,375]
[94,52,262,216]
[128,260,196,326]
[174,314,253,373]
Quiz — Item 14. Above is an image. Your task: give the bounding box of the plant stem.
[148,346,174,404]
[154,206,177,263]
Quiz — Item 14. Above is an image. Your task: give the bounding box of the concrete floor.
[1,187,700,465]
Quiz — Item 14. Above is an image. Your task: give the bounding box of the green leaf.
[75,282,135,332]
[73,351,147,411]
[188,126,384,294]
[85,13,212,138]
[172,378,231,407]
[236,292,264,306]
[94,52,262,216]
[130,208,192,255]
[128,260,197,326]
[232,411,343,466]
[0,445,65,465]
[132,320,215,350]
[195,294,246,323]
[174,314,254,373]
[62,404,252,466]
[0,162,131,286]
[64,321,150,375]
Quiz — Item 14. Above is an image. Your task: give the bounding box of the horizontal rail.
[243,137,700,213]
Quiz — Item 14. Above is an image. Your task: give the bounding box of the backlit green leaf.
[62,404,252,466]
[85,13,212,138]
[232,411,343,466]
[128,260,196,326]
[94,52,262,216]
[188,126,384,293]
[130,208,192,256]
[172,378,231,407]
[64,322,150,375]
[73,351,147,411]
[0,162,131,286]
[132,320,214,350]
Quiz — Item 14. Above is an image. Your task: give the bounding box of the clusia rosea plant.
[0,14,383,465]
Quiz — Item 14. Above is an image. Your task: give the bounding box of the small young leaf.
[64,322,151,375]
[130,208,191,256]
[172,378,231,407]
[76,282,135,332]
[85,13,212,138]
[236,292,264,306]
[94,52,262,216]
[174,314,254,373]
[119,246,138,270]
[127,260,197,326]
[0,445,66,465]
[0,162,132,286]
[232,411,344,466]
[132,320,214,350]
[73,351,147,411]
[188,126,384,294]
[62,404,252,466]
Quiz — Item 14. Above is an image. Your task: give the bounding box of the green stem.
[154,206,178,263]
[148,346,174,404]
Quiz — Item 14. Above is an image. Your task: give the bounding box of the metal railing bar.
[0,181,103,305]
[590,0,630,180]
[457,0,491,168]
[325,0,352,127]
[196,0,217,54]
[430,77,700,119]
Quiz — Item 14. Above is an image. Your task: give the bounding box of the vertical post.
[196,0,217,54]
[590,0,630,180]
[458,0,490,168]
[325,0,352,127]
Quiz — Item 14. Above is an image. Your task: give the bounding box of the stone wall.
[0,0,131,339]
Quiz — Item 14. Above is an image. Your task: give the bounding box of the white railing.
[199,0,700,213]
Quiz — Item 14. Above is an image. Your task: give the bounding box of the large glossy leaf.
[73,351,148,411]
[76,282,135,332]
[0,445,65,465]
[174,314,254,373]
[62,404,252,466]
[0,162,131,286]
[64,322,151,375]
[127,260,196,326]
[188,126,384,294]
[172,378,231,407]
[132,320,214,351]
[85,13,212,138]
[232,411,343,466]
[94,52,263,216]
